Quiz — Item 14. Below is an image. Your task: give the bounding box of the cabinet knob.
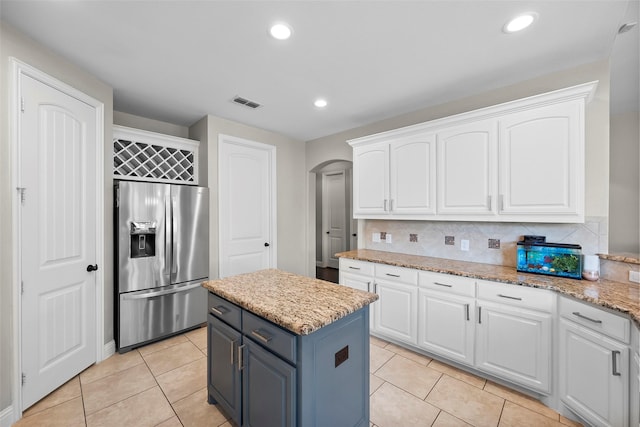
[264,242,270,247]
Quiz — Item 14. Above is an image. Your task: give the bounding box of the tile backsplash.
[363,217,608,268]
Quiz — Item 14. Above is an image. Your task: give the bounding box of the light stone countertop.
[202,269,378,335]
[337,249,640,328]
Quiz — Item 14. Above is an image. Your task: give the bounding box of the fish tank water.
[516,237,582,279]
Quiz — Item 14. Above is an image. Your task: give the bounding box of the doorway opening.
[312,160,354,283]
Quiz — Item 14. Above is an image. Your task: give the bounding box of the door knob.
[264,243,270,247]
[87,264,98,272]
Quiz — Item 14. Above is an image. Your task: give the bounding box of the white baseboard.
[102,340,116,361]
[1,405,15,427]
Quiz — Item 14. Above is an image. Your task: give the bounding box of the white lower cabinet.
[559,296,630,427]
[339,258,637,425]
[372,264,418,343]
[418,290,475,365]
[373,278,418,344]
[475,300,552,393]
[339,258,375,330]
[417,271,476,366]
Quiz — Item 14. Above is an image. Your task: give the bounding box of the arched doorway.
[309,160,354,283]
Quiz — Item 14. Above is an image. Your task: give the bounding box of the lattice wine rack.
[113,125,199,185]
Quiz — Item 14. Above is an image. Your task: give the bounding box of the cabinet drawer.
[243,311,297,364]
[208,293,242,330]
[339,258,374,276]
[560,296,630,343]
[376,264,418,285]
[477,280,554,312]
[418,271,476,297]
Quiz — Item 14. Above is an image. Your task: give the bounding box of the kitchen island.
[202,269,378,427]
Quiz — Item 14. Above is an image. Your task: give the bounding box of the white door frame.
[10,58,105,418]
[218,134,277,278]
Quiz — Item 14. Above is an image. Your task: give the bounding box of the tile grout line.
[139,346,184,427]
[78,375,88,427]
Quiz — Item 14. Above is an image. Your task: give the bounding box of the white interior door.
[219,136,276,278]
[322,171,346,269]
[20,74,98,409]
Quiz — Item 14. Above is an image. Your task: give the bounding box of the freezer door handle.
[121,282,202,300]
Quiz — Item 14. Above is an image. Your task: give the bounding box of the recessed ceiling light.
[314,99,328,108]
[269,23,292,40]
[503,13,537,33]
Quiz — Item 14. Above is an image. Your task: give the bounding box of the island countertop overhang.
[201,268,379,335]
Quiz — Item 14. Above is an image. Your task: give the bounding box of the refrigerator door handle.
[121,282,202,300]
[171,195,178,276]
[164,195,172,278]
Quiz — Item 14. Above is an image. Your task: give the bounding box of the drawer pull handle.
[385,273,400,278]
[251,329,273,344]
[465,304,470,321]
[210,305,229,316]
[434,282,453,288]
[572,311,602,324]
[229,340,235,365]
[478,306,482,324]
[238,344,245,371]
[349,266,361,270]
[498,294,522,301]
[612,350,621,376]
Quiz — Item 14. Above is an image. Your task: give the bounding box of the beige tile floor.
[14,327,583,427]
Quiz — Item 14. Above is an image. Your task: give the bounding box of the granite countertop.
[202,269,379,335]
[337,249,640,328]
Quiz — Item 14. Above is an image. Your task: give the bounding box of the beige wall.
[305,60,611,272]
[189,115,306,280]
[114,111,189,138]
[0,22,114,414]
[609,111,640,254]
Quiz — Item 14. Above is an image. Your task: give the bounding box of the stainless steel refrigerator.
[115,181,209,352]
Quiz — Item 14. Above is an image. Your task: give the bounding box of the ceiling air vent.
[232,96,261,109]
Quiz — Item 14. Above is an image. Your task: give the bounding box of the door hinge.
[21,373,26,386]
[20,97,25,113]
[16,187,26,204]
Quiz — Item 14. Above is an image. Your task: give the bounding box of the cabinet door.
[208,315,242,425]
[475,301,551,393]
[374,279,418,344]
[418,289,474,365]
[498,101,583,219]
[353,143,388,216]
[340,271,372,293]
[437,120,497,216]
[389,135,436,215]
[559,318,629,427]
[242,338,296,427]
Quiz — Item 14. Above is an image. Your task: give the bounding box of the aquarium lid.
[517,240,582,250]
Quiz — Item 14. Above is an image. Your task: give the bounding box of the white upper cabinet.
[437,120,497,217]
[348,81,597,223]
[353,143,388,215]
[498,101,583,220]
[353,134,436,218]
[389,135,436,215]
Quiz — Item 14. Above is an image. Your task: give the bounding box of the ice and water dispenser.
[130,221,156,258]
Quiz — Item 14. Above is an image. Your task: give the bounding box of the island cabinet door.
[208,315,242,425]
[242,338,296,427]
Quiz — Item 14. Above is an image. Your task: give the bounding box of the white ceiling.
[0,1,636,141]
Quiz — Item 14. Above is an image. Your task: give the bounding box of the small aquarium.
[516,236,582,279]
